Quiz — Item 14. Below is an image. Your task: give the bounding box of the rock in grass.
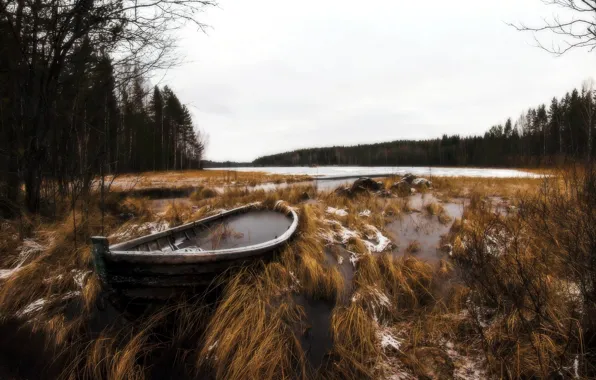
[412,177,432,187]
[334,177,384,197]
[352,177,383,192]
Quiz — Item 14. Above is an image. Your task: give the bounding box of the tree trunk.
[25,155,42,213]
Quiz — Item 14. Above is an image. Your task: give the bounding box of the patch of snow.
[443,341,488,380]
[378,330,402,352]
[374,325,414,379]
[289,271,301,287]
[207,341,218,352]
[16,291,80,318]
[43,274,64,285]
[17,298,47,317]
[363,225,391,253]
[348,250,360,267]
[326,207,348,217]
[322,220,360,245]
[337,255,344,265]
[358,209,371,217]
[352,286,392,322]
[412,178,430,186]
[0,268,17,280]
[72,269,92,289]
[0,238,45,280]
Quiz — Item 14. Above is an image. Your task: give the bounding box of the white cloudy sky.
[156,0,596,162]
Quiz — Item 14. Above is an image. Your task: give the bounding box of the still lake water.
[207,166,543,178]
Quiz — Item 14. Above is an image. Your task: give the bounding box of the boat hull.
[91,203,298,299]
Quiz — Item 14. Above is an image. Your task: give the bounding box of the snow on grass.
[348,251,360,266]
[16,291,80,318]
[374,325,415,380]
[326,207,348,217]
[72,269,92,289]
[16,298,47,317]
[320,220,391,254]
[321,220,359,245]
[358,209,371,217]
[443,340,488,380]
[352,286,392,322]
[0,238,45,280]
[377,326,402,352]
[364,225,391,253]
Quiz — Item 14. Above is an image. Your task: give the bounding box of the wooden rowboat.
[91,202,298,299]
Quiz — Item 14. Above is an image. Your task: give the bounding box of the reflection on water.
[386,194,465,262]
[176,211,293,250]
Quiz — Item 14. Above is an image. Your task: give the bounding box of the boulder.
[391,181,410,192]
[412,177,432,187]
[352,177,383,192]
[398,173,432,188]
[391,180,415,196]
[402,173,417,184]
[334,185,351,196]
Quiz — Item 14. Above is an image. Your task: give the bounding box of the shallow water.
[386,194,465,262]
[295,246,355,372]
[208,166,543,178]
[176,210,293,250]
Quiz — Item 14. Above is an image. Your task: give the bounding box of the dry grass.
[405,241,421,254]
[5,169,582,379]
[108,170,311,191]
[432,176,545,199]
[189,186,218,201]
[198,266,307,380]
[447,168,596,378]
[327,303,381,379]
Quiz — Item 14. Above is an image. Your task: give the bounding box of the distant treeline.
[254,86,596,167]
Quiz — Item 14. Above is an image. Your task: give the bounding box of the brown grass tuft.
[405,241,421,254]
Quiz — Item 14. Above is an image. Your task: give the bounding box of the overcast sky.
[156,0,596,162]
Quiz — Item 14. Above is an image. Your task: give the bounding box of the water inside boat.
[136,210,293,252]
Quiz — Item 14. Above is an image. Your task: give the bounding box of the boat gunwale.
[96,202,299,264]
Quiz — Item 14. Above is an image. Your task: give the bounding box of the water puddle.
[295,294,334,371]
[387,194,464,262]
[293,245,355,373]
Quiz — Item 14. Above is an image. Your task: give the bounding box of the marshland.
[3,0,596,379]
[2,166,595,379]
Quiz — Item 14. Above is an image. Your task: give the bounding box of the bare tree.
[511,0,596,55]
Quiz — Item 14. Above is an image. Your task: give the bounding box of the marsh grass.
[405,241,421,254]
[448,167,596,378]
[109,170,311,191]
[3,169,577,379]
